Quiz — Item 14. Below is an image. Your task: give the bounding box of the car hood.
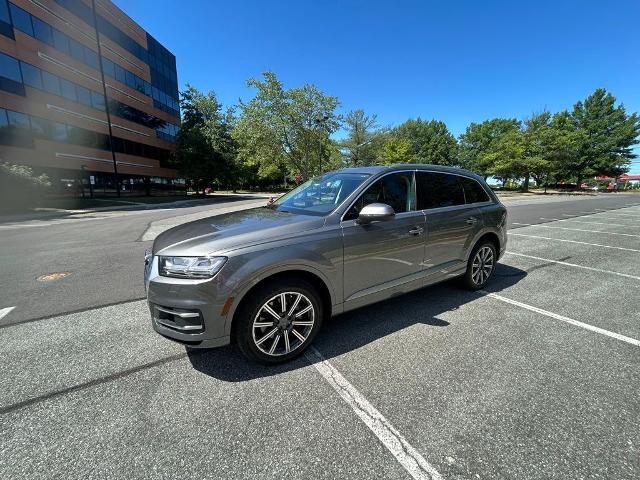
[152,207,325,256]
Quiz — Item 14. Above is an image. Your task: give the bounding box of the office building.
[0,0,181,195]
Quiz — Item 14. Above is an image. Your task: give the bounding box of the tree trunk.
[522,173,530,192]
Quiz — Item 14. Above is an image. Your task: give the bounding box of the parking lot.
[1,198,639,479]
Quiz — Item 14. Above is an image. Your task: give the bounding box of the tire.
[234,279,323,364]
[461,240,497,290]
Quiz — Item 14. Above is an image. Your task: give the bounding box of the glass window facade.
[0,51,21,82]
[2,49,179,141]
[7,3,179,117]
[9,3,32,36]
[0,107,172,163]
[1,0,180,177]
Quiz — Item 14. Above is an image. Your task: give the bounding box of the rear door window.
[416,172,465,209]
[461,177,491,204]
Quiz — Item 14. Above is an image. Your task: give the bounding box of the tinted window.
[101,57,115,78]
[0,52,21,82]
[5,109,32,146]
[461,177,490,204]
[50,121,68,141]
[10,4,33,36]
[52,29,70,55]
[20,62,42,88]
[0,0,10,23]
[114,64,126,84]
[69,39,84,61]
[91,91,105,111]
[60,77,76,101]
[30,116,49,137]
[416,172,465,210]
[42,70,61,95]
[84,47,98,70]
[7,109,30,129]
[32,17,53,45]
[346,172,415,220]
[76,85,91,106]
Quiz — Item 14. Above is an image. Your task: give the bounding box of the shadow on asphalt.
[187,263,528,382]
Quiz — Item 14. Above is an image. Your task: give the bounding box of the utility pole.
[90,0,120,196]
[314,114,329,175]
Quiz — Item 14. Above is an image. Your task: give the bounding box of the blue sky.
[117,0,640,172]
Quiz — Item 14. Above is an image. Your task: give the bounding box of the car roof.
[336,164,482,179]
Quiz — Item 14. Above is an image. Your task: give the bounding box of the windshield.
[273,172,370,216]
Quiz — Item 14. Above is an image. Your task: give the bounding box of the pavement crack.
[0,352,188,415]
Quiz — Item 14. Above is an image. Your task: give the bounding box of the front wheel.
[234,279,323,364]
[461,241,497,290]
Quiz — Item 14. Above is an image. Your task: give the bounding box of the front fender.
[221,242,342,336]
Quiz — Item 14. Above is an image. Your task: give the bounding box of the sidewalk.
[0,193,274,224]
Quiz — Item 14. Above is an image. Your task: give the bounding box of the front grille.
[153,304,204,334]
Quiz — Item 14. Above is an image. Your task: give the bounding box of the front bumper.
[145,255,232,349]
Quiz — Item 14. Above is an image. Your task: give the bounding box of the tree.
[393,118,458,165]
[569,88,640,184]
[173,85,237,192]
[233,71,340,180]
[0,162,51,211]
[340,110,385,167]
[485,129,527,188]
[380,137,416,165]
[459,118,521,177]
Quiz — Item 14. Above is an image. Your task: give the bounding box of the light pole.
[314,114,330,175]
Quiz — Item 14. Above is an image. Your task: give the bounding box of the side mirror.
[357,203,395,224]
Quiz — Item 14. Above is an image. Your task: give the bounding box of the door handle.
[466,217,478,225]
[408,227,424,236]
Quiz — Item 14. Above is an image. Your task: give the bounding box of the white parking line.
[305,346,443,480]
[485,292,640,347]
[0,306,16,321]
[540,218,633,228]
[508,233,640,252]
[512,223,640,238]
[601,212,640,218]
[504,252,640,281]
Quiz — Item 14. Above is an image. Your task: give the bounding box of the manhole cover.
[37,272,72,282]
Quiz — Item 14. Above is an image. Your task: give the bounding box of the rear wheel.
[462,241,497,290]
[234,279,323,363]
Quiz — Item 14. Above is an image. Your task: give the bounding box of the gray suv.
[145,165,507,363]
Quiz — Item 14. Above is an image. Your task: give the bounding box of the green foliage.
[173,85,237,191]
[380,137,416,165]
[233,71,340,180]
[459,118,521,177]
[0,162,51,211]
[172,78,638,192]
[568,88,640,183]
[340,110,386,167]
[393,119,458,166]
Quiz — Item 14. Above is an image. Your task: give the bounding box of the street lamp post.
[314,114,330,175]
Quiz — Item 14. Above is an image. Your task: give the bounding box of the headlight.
[159,256,227,279]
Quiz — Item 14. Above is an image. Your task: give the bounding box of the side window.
[345,172,414,220]
[461,177,490,204]
[416,172,465,209]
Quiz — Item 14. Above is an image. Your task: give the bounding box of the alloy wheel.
[252,292,315,357]
[471,246,494,286]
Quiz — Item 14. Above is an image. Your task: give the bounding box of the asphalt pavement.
[0,193,639,479]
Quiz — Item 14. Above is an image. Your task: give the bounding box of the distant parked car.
[145,165,507,363]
